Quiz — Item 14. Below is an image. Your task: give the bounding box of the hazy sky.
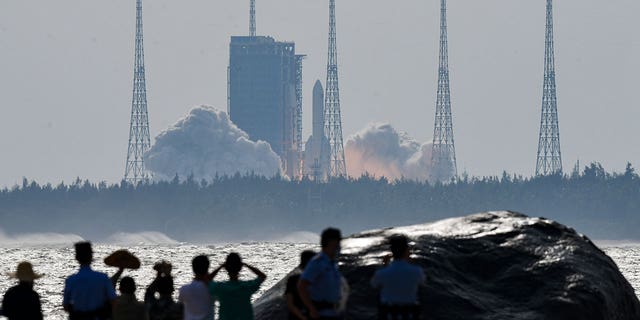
[0,0,638,186]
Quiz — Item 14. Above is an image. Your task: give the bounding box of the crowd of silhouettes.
[0,228,426,320]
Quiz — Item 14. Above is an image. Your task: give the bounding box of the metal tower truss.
[295,55,306,178]
[249,0,256,37]
[124,0,152,184]
[536,0,562,176]
[324,0,347,177]
[430,0,457,183]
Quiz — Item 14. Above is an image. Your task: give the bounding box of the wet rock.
[254,211,640,320]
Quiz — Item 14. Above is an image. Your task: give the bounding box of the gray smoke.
[345,123,433,181]
[145,105,281,180]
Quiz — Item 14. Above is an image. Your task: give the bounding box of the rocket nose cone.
[314,80,323,93]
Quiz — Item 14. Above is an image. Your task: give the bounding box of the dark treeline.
[0,162,638,241]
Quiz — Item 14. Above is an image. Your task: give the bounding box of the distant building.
[228,36,303,178]
[304,80,330,180]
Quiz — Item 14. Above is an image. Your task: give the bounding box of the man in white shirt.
[179,255,214,320]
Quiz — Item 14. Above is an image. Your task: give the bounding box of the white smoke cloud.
[145,105,282,180]
[0,228,84,247]
[345,123,433,181]
[104,231,179,246]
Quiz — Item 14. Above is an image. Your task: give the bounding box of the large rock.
[254,211,640,320]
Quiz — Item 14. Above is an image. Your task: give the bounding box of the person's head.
[299,250,316,270]
[224,253,243,277]
[320,228,342,259]
[119,276,136,295]
[156,276,174,297]
[192,255,210,277]
[153,260,173,277]
[389,235,410,260]
[74,242,93,265]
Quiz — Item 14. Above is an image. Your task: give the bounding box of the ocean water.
[0,243,637,319]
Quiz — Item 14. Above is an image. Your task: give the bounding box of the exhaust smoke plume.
[345,123,433,181]
[145,106,281,181]
[0,228,84,247]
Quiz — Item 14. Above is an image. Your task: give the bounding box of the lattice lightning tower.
[323,0,346,177]
[124,0,152,183]
[430,0,457,182]
[249,0,256,37]
[536,0,562,176]
[295,55,306,178]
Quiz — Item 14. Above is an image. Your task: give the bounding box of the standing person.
[113,277,147,320]
[178,255,213,320]
[370,235,425,320]
[1,261,44,320]
[298,228,344,320]
[145,261,173,305]
[286,250,316,320]
[208,252,267,320]
[148,276,183,320]
[63,242,117,320]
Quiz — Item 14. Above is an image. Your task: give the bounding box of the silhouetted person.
[371,235,425,320]
[145,261,173,305]
[208,252,267,320]
[298,228,344,320]
[178,255,213,320]
[148,276,183,320]
[113,277,147,320]
[286,250,316,320]
[63,242,117,320]
[1,261,44,320]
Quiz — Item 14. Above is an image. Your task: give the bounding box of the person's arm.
[243,263,267,281]
[208,264,225,281]
[63,280,72,313]
[286,293,308,320]
[297,279,319,320]
[144,278,159,304]
[111,267,125,288]
[1,292,10,317]
[105,275,118,307]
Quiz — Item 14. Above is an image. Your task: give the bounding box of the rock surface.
[254,211,640,320]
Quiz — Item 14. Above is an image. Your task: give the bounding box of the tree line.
[0,162,637,241]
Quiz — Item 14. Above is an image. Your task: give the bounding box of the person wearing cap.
[370,235,425,319]
[1,261,44,320]
[63,241,117,320]
[298,228,345,320]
